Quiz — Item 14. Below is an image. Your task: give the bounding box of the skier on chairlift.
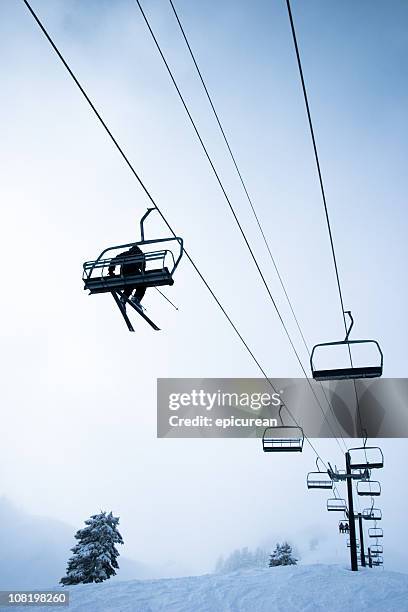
[108,244,146,307]
[339,522,344,534]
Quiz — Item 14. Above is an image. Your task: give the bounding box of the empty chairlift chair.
[372,556,384,566]
[370,545,383,555]
[348,447,384,470]
[307,472,333,489]
[310,311,383,381]
[362,507,382,521]
[307,458,333,489]
[83,209,183,331]
[327,498,347,512]
[357,480,381,496]
[369,527,383,538]
[262,406,304,453]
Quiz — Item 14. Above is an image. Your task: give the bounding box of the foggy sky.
[0,0,407,578]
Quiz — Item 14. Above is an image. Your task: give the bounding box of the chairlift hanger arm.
[344,310,354,341]
[139,207,184,269]
[140,207,156,241]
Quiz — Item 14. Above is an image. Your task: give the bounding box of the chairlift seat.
[312,365,382,381]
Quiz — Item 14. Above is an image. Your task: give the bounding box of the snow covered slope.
[8,564,408,612]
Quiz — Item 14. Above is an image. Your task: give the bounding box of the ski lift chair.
[262,406,304,452]
[370,545,383,555]
[83,209,183,331]
[307,458,333,489]
[357,480,381,496]
[348,447,384,470]
[362,507,382,521]
[310,311,383,381]
[372,556,384,566]
[369,527,383,538]
[327,498,347,512]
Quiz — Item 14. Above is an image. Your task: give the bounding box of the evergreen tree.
[215,547,269,573]
[269,542,297,567]
[60,511,124,585]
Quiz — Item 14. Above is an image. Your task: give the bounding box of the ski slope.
[8,564,408,612]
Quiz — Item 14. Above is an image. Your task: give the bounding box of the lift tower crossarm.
[328,464,370,482]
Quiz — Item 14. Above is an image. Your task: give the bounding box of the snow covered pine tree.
[60,511,124,585]
[269,542,297,567]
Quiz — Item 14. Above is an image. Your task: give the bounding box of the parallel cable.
[285,1,372,541]
[134,0,346,451]
[21,0,333,465]
[285,0,366,444]
[168,0,309,355]
[167,0,347,452]
[154,286,179,310]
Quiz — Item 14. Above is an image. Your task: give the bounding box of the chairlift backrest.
[370,545,383,554]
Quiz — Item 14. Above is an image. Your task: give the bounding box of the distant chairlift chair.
[371,556,384,566]
[83,208,183,331]
[262,406,304,453]
[368,527,383,538]
[357,480,381,496]
[307,458,333,489]
[362,507,382,521]
[327,498,347,512]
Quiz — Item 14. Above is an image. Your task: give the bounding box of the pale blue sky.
[0,0,407,578]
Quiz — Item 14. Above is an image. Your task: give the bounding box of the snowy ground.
[5,564,408,612]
